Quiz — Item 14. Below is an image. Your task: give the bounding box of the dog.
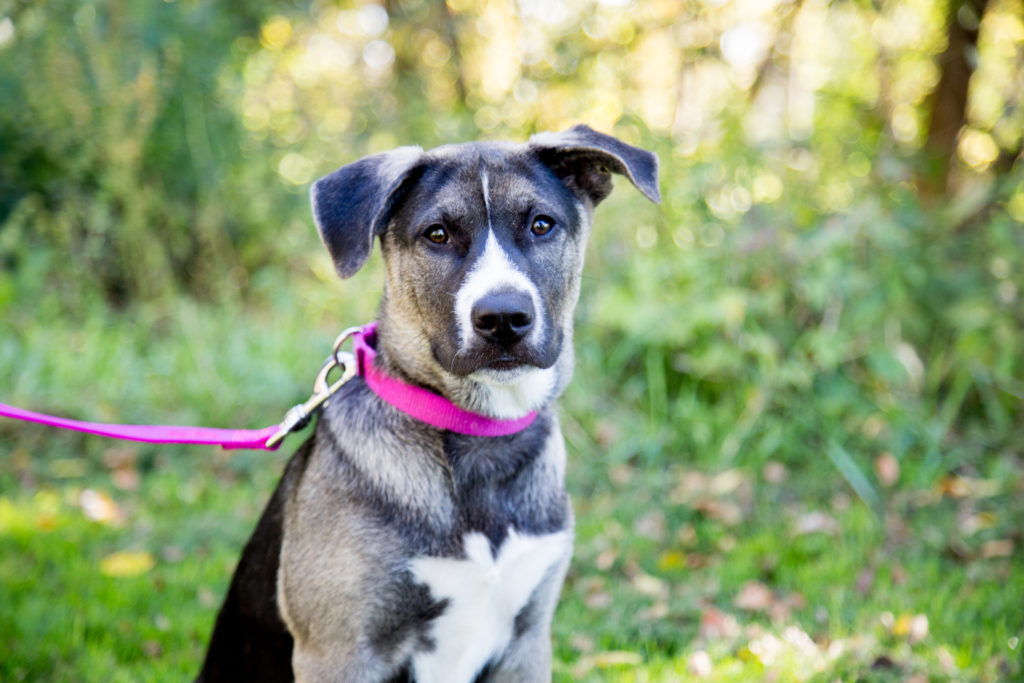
[197,125,659,682]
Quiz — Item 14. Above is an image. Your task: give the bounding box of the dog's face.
[312,125,659,418]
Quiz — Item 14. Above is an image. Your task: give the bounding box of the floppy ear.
[529,124,661,206]
[311,146,424,278]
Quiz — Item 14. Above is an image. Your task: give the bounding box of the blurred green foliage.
[1,0,1023,679]
[2,0,1022,466]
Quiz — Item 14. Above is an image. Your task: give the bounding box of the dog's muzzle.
[470,290,535,347]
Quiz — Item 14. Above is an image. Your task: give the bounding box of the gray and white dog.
[198,125,659,682]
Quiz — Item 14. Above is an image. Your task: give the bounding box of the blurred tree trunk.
[919,0,989,197]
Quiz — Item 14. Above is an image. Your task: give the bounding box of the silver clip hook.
[265,326,363,449]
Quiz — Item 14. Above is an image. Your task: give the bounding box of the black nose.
[471,291,535,345]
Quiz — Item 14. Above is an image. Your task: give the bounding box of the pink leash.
[0,402,281,450]
[0,322,537,450]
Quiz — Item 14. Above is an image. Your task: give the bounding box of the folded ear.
[529,124,660,206]
[311,146,424,278]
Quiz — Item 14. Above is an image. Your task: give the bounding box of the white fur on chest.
[409,528,570,683]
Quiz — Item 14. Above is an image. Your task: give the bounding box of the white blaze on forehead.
[455,171,545,349]
[481,169,493,232]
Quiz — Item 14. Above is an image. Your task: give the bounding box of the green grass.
[2,298,1021,682]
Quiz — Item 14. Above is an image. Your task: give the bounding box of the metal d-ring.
[312,350,357,399]
[265,328,362,449]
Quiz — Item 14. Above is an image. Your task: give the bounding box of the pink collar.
[351,322,538,437]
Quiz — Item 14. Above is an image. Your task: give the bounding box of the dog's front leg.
[485,539,573,682]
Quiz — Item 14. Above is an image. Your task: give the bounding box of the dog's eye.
[531,216,555,236]
[424,225,449,244]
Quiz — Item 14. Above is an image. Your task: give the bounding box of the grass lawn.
[2,300,1022,682]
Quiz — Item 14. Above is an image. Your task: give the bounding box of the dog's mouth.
[452,348,539,376]
[485,355,527,372]
[436,335,560,378]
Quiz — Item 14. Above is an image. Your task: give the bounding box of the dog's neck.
[372,306,573,421]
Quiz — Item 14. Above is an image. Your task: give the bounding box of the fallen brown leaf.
[100,550,155,578]
[938,476,1001,499]
[677,523,698,547]
[762,461,788,484]
[570,634,594,653]
[198,586,217,608]
[639,601,669,620]
[891,613,929,643]
[698,606,741,640]
[874,452,900,487]
[695,498,744,526]
[595,547,616,571]
[688,649,712,677]
[143,640,162,658]
[113,468,140,491]
[709,469,746,496]
[572,650,642,676]
[856,566,875,595]
[79,489,124,525]
[629,569,669,598]
[769,591,807,622]
[656,549,687,572]
[734,580,775,612]
[608,462,633,485]
[908,614,929,643]
[792,510,839,537]
[960,511,996,535]
[981,539,1014,559]
[671,470,708,504]
[633,510,666,541]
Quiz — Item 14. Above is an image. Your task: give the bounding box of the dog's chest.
[408,527,570,683]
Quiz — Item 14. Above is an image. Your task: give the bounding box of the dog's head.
[311,125,659,419]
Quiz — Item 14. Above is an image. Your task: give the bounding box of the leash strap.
[0,402,282,450]
[1,321,538,450]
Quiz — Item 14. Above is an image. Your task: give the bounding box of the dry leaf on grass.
[762,461,788,484]
[874,452,900,487]
[570,634,594,653]
[656,549,688,572]
[688,649,713,677]
[198,586,217,608]
[695,498,744,526]
[608,462,633,485]
[981,539,1014,559]
[889,613,929,643]
[734,580,775,611]
[595,547,617,571]
[572,651,642,677]
[792,510,839,536]
[100,550,155,578]
[856,566,875,595]
[698,606,741,640]
[639,601,670,620]
[938,476,1001,499]
[959,510,996,535]
[103,447,141,491]
[79,489,124,525]
[633,510,666,541]
[629,568,669,598]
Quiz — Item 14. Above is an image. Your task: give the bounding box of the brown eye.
[531,215,555,236]
[425,225,449,244]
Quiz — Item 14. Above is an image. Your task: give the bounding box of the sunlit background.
[1,0,1023,680]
